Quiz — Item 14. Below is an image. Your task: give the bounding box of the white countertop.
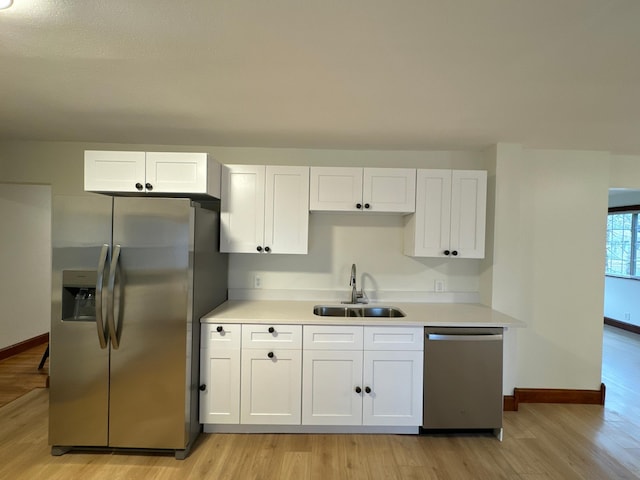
[201,300,525,328]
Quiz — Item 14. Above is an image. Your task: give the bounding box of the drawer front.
[202,324,241,350]
[364,326,424,351]
[242,324,302,349]
[303,325,364,350]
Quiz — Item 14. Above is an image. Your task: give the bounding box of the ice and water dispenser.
[61,270,97,321]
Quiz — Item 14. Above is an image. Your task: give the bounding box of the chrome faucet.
[345,263,367,304]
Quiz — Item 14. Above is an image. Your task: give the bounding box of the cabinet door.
[200,324,243,425]
[264,166,310,254]
[84,150,146,193]
[240,348,302,425]
[145,152,208,194]
[362,350,423,426]
[362,168,416,213]
[220,165,266,253]
[199,345,241,424]
[309,167,363,211]
[449,170,487,259]
[302,350,363,425]
[408,169,452,257]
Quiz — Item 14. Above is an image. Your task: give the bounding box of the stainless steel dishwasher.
[423,327,503,439]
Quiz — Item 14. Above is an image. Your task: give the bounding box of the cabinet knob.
[216,325,223,333]
[267,351,274,359]
[257,246,263,252]
[355,386,362,394]
[444,250,450,256]
[264,246,271,253]
[451,250,458,256]
[268,326,275,333]
[356,203,362,209]
[145,183,153,191]
[365,386,372,394]
[135,182,144,191]
[364,203,370,209]
[199,384,206,391]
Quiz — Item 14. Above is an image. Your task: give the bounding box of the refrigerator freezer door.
[108,197,193,449]
[49,195,112,448]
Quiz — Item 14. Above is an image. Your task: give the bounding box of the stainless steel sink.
[313,305,405,318]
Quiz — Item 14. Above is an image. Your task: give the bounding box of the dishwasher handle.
[426,333,503,342]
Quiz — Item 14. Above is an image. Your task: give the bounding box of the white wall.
[604,276,640,327]
[228,213,483,301]
[0,184,51,349]
[610,155,640,188]
[490,145,610,390]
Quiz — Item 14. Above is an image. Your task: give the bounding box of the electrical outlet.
[254,274,262,289]
[434,279,446,293]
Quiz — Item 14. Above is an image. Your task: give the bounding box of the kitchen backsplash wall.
[228,212,483,302]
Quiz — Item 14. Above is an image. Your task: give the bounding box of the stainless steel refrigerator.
[49,195,227,459]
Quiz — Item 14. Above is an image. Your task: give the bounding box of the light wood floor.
[1,326,639,479]
[0,342,48,407]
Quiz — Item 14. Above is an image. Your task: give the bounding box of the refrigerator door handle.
[95,244,109,349]
[107,244,122,350]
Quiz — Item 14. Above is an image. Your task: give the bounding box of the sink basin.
[313,305,405,318]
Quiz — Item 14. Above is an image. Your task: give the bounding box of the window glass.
[606,212,637,277]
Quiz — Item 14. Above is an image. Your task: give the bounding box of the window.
[606,208,640,277]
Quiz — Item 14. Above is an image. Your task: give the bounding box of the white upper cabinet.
[84,150,221,198]
[310,167,416,213]
[84,151,146,193]
[405,169,487,259]
[221,165,310,254]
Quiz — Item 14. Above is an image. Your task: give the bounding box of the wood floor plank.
[0,342,48,408]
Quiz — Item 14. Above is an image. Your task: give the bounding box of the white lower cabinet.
[362,350,423,426]
[240,324,302,425]
[302,348,364,425]
[199,324,241,424]
[201,323,423,430]
[302,325,423,427]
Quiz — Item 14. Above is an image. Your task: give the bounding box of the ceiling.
[1,0,640,154]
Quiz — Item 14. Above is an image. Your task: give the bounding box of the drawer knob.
[145,183,153,191]
[452,250,458,256]
[355,386,362,394]
[364,203,370,209]
[135,182,144,191]
[257,246,263,252]
[267,351,274,359]
[268,326,275,334]
[444,250,450,256]
[216,325,223,333]
[365,386,371,394]
[199,384,206,391]
[264,246,271,253]
[356,203,362,209]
